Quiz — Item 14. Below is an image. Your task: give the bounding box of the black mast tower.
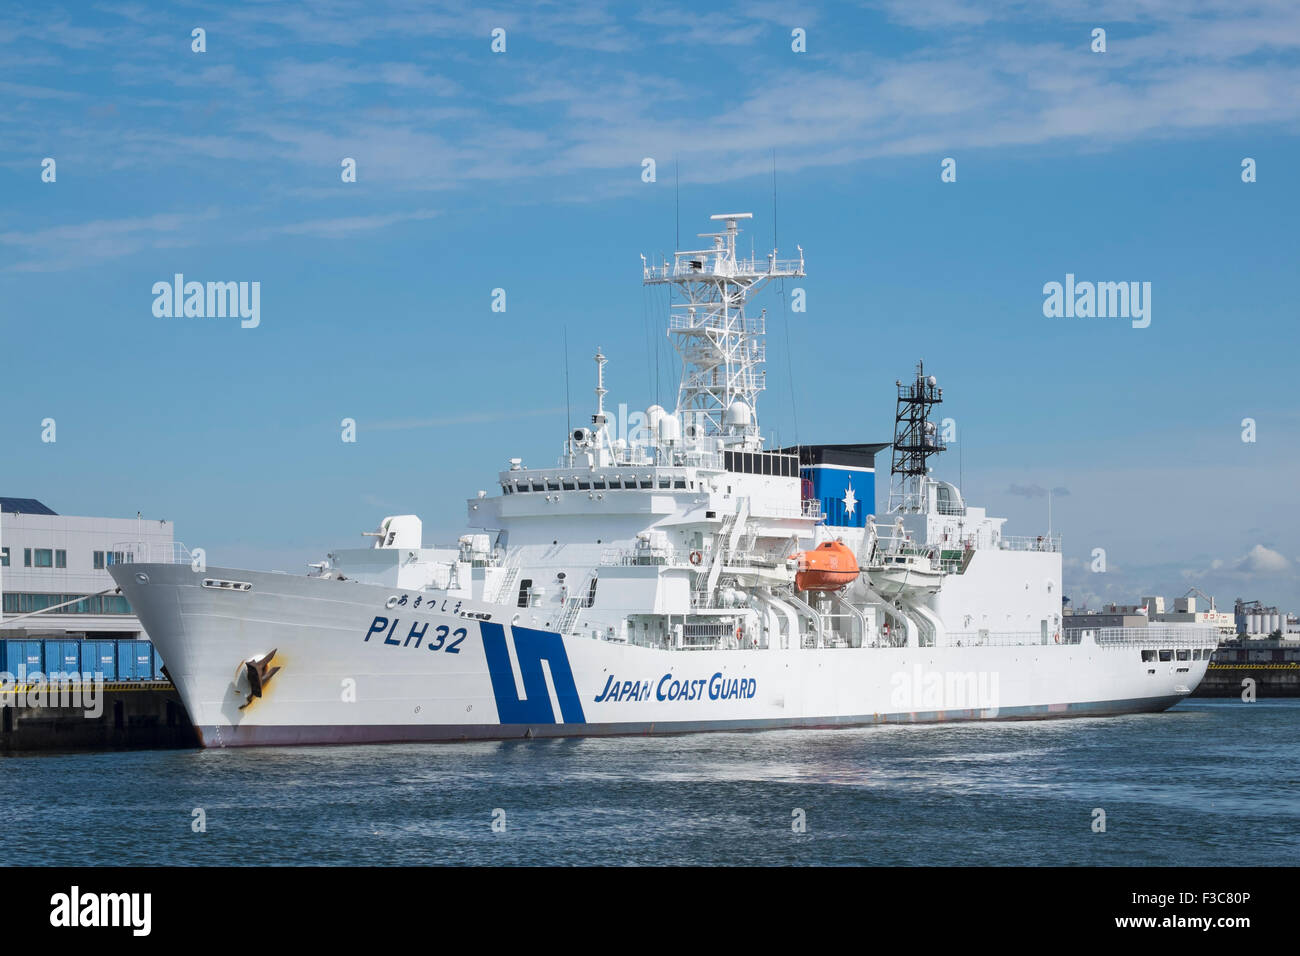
[888,360,944,513]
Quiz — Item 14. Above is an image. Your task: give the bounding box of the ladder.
[493,562,520,606]
[559,570,597,633]
[558,596,584,634]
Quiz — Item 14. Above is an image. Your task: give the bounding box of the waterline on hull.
[195,694,1186,747]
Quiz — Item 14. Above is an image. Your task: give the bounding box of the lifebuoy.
[689,550,703,566]
[1053,632,1061,644]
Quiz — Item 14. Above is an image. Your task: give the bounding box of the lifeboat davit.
[791,540,860,591]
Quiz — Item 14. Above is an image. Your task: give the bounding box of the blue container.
[6,640,43,679]
[133,641,155,680]
[80,641,117,681]
[117,642,134,680]
[39,640,80,678]
[100,642,119,680]
[42,640,61,676]
[60,641,80,676]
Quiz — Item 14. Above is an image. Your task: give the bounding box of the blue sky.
[2,0,1298,614]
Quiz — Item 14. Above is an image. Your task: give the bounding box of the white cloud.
[270,208,440,239]
[0,210,219,272]
[1183,543,1292,579]
[1239,544,1292,574]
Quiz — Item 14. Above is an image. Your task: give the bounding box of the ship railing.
[690,586,721,609]
[1083,625,1220,647]
[997,535,1062,553]
[673,448,726,469]
[725,547,792,570]
[600,546,684,567]
[947,630,1081,647]
[644,255,805,282]
[749,501,822,520]
[108,541,193,566]
[676,621,765,651]
[667,314,769,339]
[595,447,725,470]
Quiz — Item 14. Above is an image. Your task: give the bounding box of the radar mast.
[643,213,804,447]
[888,361,945,513]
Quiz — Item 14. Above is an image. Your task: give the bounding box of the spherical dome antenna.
[724,400,752,428]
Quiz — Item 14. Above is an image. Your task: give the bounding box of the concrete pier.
[1,681,198,751]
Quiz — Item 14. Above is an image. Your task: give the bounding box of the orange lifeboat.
[791,540,860,591]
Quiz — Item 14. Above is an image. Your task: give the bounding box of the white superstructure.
[109,214,1218,747]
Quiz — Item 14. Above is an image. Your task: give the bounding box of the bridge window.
[1158,650,1172,662]
[1176,649,1190,661]
[593,477,607,490]
[577,479,591,490]
[562,480,575,490]
[1141,650,1156,662]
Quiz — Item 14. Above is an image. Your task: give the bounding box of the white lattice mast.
[643,213,804,446]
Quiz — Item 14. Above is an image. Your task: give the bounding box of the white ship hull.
[112,564,1204,747]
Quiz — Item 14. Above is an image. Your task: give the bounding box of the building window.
[1,592,134,615]
[55,549,67,569]
[34,548,53,568]
[94,551,105,569]
[24,548,32,567]
[0,547,8,567]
